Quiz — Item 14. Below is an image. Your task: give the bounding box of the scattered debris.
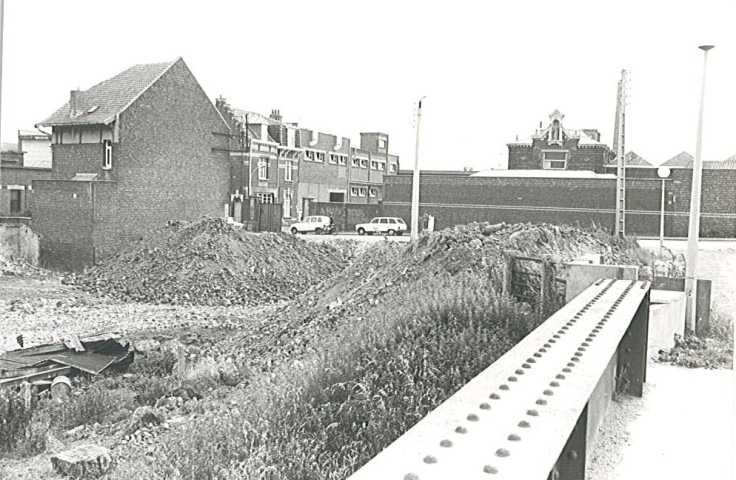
[0,334,132,388]
[65,218,357,307]
[50,444,114,478]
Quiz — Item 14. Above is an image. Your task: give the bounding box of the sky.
[1,0,734,171]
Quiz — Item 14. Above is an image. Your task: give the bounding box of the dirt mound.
[66,218,355,306]
[216,222,650,368]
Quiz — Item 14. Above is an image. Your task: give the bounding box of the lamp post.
[685,44,714,333]
[656,166,671,257]
[410,97,426,242]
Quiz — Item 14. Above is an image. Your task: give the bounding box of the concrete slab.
[648,290,686,359]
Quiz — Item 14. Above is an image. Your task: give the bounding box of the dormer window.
[102,140,112,169]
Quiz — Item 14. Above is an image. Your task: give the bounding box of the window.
[350,187,359,197]
[102,140,112,169]
[338,155,347,165]
[305,150,315,161]
[352,157,361,167]
[329,192,345,203]
[388,218,396,224]
[315,152,325,162]
[329,153,338,164]
[378,138,386,149]
[371,161,379,170]
[389,164,397,173]
[255,193,274,204]
[543,150,568,170]
[9,190,22,214]
[284,160,293,182]
[380,218,388,224]
[258,158,269,180]
[369,188,378,198]
[360,159,368,169]
[358,187,367,197]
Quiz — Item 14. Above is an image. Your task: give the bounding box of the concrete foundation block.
[51,444,114,478]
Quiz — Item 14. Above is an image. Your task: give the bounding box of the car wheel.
[387,229,396,236]
[291,227,298,235]
[358,227,365,235]
[315,227,323,235]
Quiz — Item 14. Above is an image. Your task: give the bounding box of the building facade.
[33,58,231,270]
[0,130,53,218]
[507,110,615,173]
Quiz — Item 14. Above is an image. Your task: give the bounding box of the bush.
[162,272,540,479]
[0,388,35,454]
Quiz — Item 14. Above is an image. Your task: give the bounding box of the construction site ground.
[0,222,733,479]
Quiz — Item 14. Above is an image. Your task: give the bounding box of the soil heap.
[66,218,356,306]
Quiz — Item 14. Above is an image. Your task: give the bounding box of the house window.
[543,150,567,170]
[350,187,359,197]
[370,160,379,170]
[369,188,378,198]
[258,158,269,180]
[284,160,293,182]
[329,153,338,164]
[360,159,368,169]
[305,150,314,161]
[338,155,347,165]
[352,157,361,167]
[102,140,113,169]
[358,187,367,197]
[315,152,325,162]
[283,189,293,218]
[389,164,397,173]
[9,190,22,214]
[378,138,386,149]
[255,193,274,204]
[329,192,345,202]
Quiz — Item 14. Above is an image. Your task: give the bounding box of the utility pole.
[685,45,715,332]
[245,113,251,198]
[613,70,628,237]
[410,97,425,242]
[0,0,4,168]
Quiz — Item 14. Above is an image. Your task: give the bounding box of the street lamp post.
[410,97,426,242]
[685,44,715,333]
[656,166,671,257]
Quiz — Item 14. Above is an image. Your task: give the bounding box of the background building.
[0,129,52,218]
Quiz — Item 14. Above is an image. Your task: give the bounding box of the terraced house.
[33,58,231,270]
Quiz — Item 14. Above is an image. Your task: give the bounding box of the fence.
[349,278,651,480]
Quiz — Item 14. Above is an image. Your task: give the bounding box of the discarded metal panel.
[349,279,650,480]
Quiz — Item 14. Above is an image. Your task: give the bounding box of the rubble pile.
[217,222,649,369]
[66,218,355,306]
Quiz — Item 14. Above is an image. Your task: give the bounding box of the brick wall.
[31,180,95,270]
[509,139,612,173]
[0,166,53,216]
[50,142,108,179]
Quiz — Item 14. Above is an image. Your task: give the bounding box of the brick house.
[215,98,400,220]
[507,110,615,173]
[1,130,53,218]
[33,58,231,270]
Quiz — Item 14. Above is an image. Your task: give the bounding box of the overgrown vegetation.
[145,273,541,480]
[658,307,734,369]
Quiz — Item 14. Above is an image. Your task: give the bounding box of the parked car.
[355,217,407,236]
[290,215,333,234]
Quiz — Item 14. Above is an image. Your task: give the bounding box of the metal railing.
[349,278,650,480]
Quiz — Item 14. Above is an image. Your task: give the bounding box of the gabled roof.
[37,60,178,127]
[608,151,652,166]
[662,151,694,167]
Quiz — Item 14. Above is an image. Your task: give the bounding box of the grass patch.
[156,272,540,479]
[658,307,734,369]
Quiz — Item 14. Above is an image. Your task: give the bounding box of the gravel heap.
[65,218,356,306]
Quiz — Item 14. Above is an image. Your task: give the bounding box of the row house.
[0,130,53,218]
[215,98,400,220]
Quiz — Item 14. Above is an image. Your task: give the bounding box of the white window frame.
[369,188,378,198]
[284,160,293,182]
[305,150,315,161]
[258,158,269,180]
[360,159,368,169]
[378,138,386,149]
[389,164,397,173]
[350,187,360,197]
[352,157,361,167]
[358,187,367,197]
[542,150,568,170]
[329,153,338,164]
[103,140,113,170]
[338,155,347,166]
[315,151,325,163]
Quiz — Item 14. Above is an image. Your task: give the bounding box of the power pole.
[685,45,715,332]
[613,70,628,237]
[410,97,425,241]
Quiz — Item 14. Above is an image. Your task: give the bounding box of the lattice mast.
[613,70,628,237]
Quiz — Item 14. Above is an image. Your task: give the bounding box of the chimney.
[69,90,85,117]
[270,109,282,122]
